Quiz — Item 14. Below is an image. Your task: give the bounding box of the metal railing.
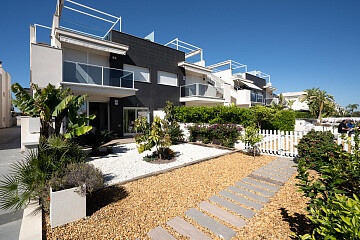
[63,61,134,88]
[180,83,223,98]
[251,92,263,103]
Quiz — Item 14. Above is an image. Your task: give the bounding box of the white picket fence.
[245,130,357,157]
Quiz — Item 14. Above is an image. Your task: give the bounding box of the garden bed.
[44,152,309,239]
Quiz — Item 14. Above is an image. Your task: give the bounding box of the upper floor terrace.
[30,0,137,99]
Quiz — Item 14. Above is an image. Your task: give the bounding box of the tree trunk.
[41,121,50,138]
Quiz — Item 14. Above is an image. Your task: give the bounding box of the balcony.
[251,91,264,105]
[264,98,279,106]
[62,61,137,98]
[180,83,224,105]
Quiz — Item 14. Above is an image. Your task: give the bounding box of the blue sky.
[1,0,359,108]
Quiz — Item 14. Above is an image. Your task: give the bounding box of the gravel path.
[45,148,310,239]
[88,143,231,185]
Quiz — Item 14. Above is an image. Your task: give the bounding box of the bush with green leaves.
[163,101,184,143]
[173,105,294,131]
[296,130,360,239]
[238,126,263,159]
[0,135,88,211]
[73,130,117,156]
[135,116,174,160]
[188,124,242,148]
[297,130,340,171]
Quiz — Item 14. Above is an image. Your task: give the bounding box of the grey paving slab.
[0,219,22,240]
[258,166,295,175]
[199,201,246,229]
[167,216,211,240]
[249,174,285,186]
[252,170,288,182]
[219,190,263,210]
[235,181,275,197]
[254,169,290,180]
[227,186,269,203]
[241,177,280,192]
[209,195,255,219]
[148,226,176,240]
[262,165,296,174]
[185,208,236,240]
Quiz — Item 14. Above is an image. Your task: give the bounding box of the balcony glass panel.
[63,61,134,89]
[181,83,223,98]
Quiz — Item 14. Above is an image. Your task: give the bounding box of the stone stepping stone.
[167,216,211,240]
[148,226,176,240]
[258,166,294,176]
[241,177,280,192]
[253,170,289,181]
[262,165,296,173]
[227,186,269,203]
[249,173,285,186]
[199,201,246,229]
[185,208,236,240]
[219,190,263,210]
[253,169,288,181]
[209,195,255,219]
[235,181,275,197]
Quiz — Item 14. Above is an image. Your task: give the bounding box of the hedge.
[173,105,295,131]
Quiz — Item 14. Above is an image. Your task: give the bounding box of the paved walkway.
[0,126,24,240]
[147,157,297,240]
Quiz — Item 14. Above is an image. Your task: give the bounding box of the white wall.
[31,44,62,88]
[0,66,12,128]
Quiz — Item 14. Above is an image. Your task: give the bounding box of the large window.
[123,64,150,83]
[157,71,178,87]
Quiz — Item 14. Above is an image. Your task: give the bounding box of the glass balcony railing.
[63,61,134,89]
[251,91,264,103]
[180,83,223,98]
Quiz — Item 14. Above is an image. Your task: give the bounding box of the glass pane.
[123,109,136,134]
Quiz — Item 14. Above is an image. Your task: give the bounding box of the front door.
[89,102,109,133]
[123,108,149,136]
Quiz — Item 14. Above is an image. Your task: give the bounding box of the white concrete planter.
[50,186,86,228]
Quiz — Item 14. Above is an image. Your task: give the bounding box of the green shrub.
[173,105,294,131]
[297,130,340,171]
[271,110,295,131]
[238,126,263,159]
[188,124,242,148]
[303,194,360,239]
[48,163,104,194]
[296,130,360,239]
[73,130,117,156]
[295,111,313,119]
[163,101,184,143]
[0,135,87,211]
[135,116,174,160]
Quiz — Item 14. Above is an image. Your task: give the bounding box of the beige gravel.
[45,151,310,239]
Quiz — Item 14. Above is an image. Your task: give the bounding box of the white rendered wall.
[0,67,12,128]
[31,44,62,88]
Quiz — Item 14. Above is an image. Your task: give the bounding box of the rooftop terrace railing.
[63,61,134,89]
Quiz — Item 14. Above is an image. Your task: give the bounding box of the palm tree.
[346,104,359,116]
[301,88,319,118]
[301,88,335,122]
[286,99,296,110]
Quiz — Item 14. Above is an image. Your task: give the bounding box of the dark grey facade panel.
[108,30,185,136]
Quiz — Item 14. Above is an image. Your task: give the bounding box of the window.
[158,71,178,86]
[123,64,150,83]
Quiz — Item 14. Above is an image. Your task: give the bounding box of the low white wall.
[21,117,40,151]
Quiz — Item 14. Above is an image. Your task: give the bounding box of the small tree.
[239,126,263,159]
[134,116,173,160]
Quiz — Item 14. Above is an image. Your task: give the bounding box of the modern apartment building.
[30,0,278,136]
[0,61,12,128]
